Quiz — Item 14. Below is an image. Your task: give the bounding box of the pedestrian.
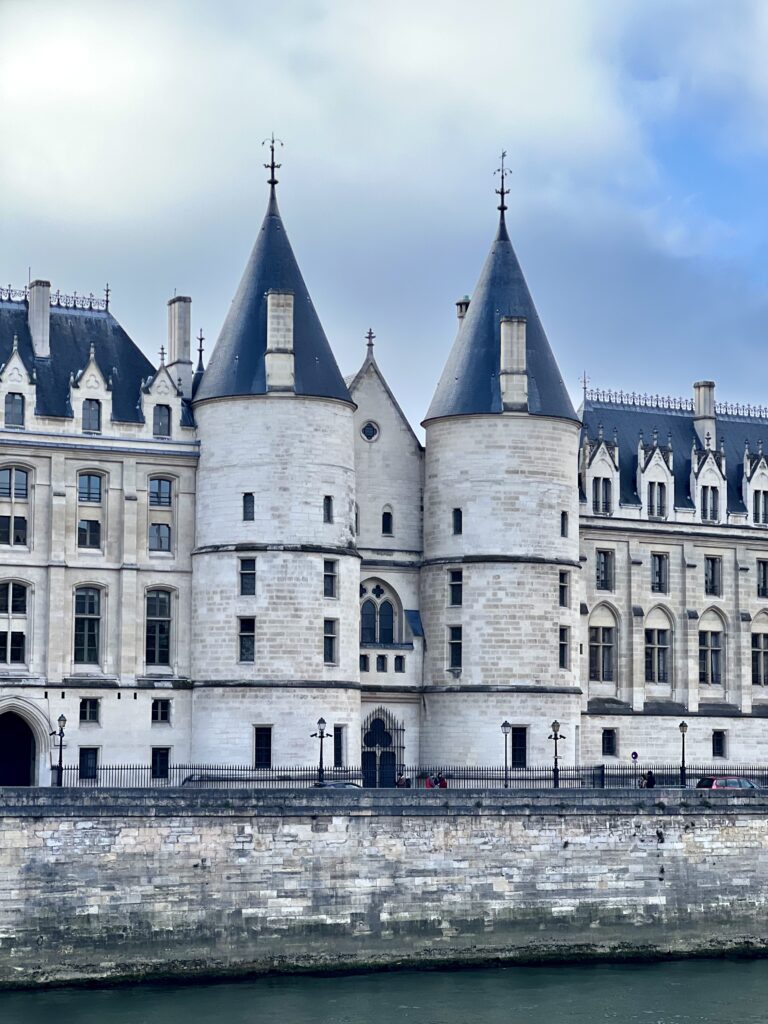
[396,772,408,788]
[645,769,656,789]
[437,772,447,789]
[638,772,647,789]
[425,774,435,789]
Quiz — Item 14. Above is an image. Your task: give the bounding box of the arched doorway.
[0,712,36,786]
[361,707,404,788]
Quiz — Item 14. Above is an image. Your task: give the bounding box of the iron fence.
[51,762,768,790]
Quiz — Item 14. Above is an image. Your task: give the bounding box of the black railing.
[50,762,768,790]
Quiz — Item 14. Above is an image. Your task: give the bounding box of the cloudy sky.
[2,0,768,433]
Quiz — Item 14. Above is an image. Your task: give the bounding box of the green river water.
[1,960,767,1024]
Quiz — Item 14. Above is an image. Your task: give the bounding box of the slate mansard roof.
[0,297,169,424]
[582,394,768,515]
[194,188,351,405]
[425,214,578,424]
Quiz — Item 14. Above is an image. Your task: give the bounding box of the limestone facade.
[5,185,768,783]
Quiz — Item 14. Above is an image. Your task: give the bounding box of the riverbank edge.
[2,786,766,990]
[3,940,768,993]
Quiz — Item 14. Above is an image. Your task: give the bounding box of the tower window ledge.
[360,642,414,651]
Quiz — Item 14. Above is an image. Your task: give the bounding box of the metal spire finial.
[159,345,165,366]
[104,282,110,310]
[494,149,511,215]
[196,328,205,372]
[263,133,284,188]
[580,370,590,402]
[365,328,375,352]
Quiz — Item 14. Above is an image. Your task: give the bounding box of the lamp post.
[501,721,512,789]
[548,720,564,789]
[55,714,66,788]
[679,720,688,788]
[311,717,328,784]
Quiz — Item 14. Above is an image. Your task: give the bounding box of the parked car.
[695,776,760,789]
[313,781,362,789]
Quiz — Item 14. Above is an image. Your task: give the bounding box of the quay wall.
[1,788,768,987]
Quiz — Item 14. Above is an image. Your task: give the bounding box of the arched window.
[149,477,173,507]
[153,405,171,437]
[146,589,172,666]
[381,506,393,536]
[752,612,768,685]
[589,606,617,683]
[5,393,24,427]
[78,472,102,504]
[359,581,400,645]
[0,581,28,665]
[379,601,394,644]
[74,586,101,664]
[645,607,672,684]
[361,600,376,644]
[699,609,725,685]
[0,466,29,547]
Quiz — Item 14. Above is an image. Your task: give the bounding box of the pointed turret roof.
[194,186,351,405]
[424,213,578,424]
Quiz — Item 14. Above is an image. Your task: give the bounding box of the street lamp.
[55,714,66,788]
[679,720,688,788]
[501,721,512,789]
[548,720,564,789]
[311,717,329,784]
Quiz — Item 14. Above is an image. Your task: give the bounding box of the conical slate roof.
[424,214,578,424]
[195,188,352,404]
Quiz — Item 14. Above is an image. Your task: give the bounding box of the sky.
[2,0,768,435]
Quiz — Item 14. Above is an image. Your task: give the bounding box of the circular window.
[361,421,379,442]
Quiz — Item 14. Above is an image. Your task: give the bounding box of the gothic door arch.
[361,707,404,788]
[0,712,36,786]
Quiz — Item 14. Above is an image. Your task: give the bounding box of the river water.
[0,959,766,1024]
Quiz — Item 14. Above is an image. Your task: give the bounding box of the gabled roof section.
[581,393,768,514]
[0,299,157,423]
[424,214,578,424]
[194,187,351,405]
[347,338,422,450]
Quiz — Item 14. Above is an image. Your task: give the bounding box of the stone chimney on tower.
[166,296,192,395]
[28,280,51,358]
[693,380,716,449]
[500,316,527,411]
[265,290,295,391]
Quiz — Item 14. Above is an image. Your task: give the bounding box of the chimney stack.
[693,380,716,449]
[456,295,470,322]
[166,296,192,394]
[265,290,295,391]
[500,316,528,411]
[28,280,50,358]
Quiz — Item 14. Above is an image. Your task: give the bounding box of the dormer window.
[592,477,612,515]
[153,405,171,438]
[4,393,24,428]
[83,399,101,433]
[701,485,719,523]
[648,482,667,519]
[754,490,768,525]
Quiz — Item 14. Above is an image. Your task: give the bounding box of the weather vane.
[494,149,510,214]
[263,133,284,187]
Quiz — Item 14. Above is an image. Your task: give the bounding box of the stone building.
[1,165,767,785]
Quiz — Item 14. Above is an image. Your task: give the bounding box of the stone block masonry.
[2,788,768,988]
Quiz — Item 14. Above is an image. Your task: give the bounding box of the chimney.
[455,295,470,322]
[166,296,192,394]
[693,380,716,449]
[500,316,528,411]
[28,280,50,358]
[265,290,294,391]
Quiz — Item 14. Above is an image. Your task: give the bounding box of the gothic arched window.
[359,582,400,645]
